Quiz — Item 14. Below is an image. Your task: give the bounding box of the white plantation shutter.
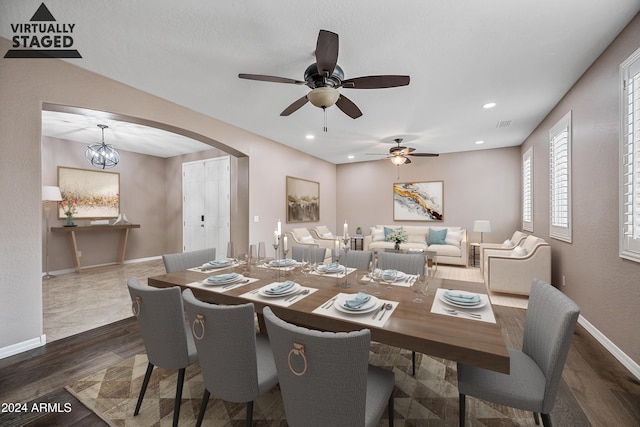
[620,48,640,262]
[522,147,533,232]
[549,112,572,242]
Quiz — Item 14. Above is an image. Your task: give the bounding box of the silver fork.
[443,308,481,319]
[285,289,309,302]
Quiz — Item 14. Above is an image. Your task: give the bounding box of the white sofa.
[363,225,468,267]
[482,235,551,295]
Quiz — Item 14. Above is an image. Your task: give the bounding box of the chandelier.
[85,124,119,169]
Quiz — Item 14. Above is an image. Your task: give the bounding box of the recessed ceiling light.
[305,134,314,140]
[475,140,485,145]
[347,155,355,159]
[482,102,496,109]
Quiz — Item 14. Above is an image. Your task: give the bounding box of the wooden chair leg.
[173,368,186,427]
[134,362,154,415]
[388,393,394,427]
[246,401,254,427]
[541,413,553,427]
[459,393,466,427]
[195,389,210,427]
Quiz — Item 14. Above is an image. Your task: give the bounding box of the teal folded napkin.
[207,272,239,283]
[271,258,295,267]
[443,290,481,304]
[208,260,231,267]
[322,262,344,273]
[382,269,398,281]
[344,292,371,309]
[265,281,295,294]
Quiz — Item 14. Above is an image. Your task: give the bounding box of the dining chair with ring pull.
[182,289,279,427]
[127,278,198,427]
[263,306,395,427]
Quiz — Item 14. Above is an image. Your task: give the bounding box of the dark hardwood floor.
[1,306,639,426]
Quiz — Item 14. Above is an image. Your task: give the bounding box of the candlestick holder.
[272,237,285,279]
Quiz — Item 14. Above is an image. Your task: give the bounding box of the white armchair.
[309,225,336,245]
[479,230,528,274]
[285,227,332,261]
[483,235,551,295]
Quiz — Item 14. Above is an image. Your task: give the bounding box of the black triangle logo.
[30,3,56,22]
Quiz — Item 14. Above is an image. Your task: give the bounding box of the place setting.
[310,262,356,278]
[361,268,417,288]
[240,280,317,306]
[186,272,258,293]
[430,288,496,323]
[312,291,398,327]
[188,259,238,272]
[258,258,299,271]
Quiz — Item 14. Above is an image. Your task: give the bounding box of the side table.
[470,242,480,267]
[350,235,364,250]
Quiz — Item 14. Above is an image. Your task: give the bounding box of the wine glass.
[257,242,266,265]
[370,265,382,295]
[412,274,429,303]
[382,269,397,289]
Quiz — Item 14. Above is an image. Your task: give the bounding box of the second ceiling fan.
[238,30,410,121]
[369,138,439,165]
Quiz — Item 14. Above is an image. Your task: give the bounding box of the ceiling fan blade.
[404,157,412,164]
[407,152,440,157]
[238,73,305,85]
[280,96,309,116]
[341,75,410,89]
[315,30,339,76]
[335,94,363,119]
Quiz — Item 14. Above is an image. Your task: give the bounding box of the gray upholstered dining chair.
[376,251,425,276]
[263,306,395,427]
[182,289,278,427]
[457,279,580,427]
[291,245,327,264]
[127,278,198,427]
[337,249,373,270]
[162,247,217,273]
[376,251,425,376]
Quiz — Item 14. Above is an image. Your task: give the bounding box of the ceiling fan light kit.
[307,87,340,108]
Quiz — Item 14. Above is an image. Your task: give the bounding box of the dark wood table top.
[147,263,510,373]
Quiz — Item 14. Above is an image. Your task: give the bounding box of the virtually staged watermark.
[4,2,82,58]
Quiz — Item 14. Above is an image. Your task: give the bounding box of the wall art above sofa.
[393,181,443,221]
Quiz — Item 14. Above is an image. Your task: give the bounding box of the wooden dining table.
[147,262,510,374]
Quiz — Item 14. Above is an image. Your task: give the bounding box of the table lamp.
[473,220,491,243]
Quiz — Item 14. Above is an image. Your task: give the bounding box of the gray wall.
[336,147,521,243]
[521,13,640,366]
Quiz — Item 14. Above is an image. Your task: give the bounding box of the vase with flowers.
[61,198,78,226]
[387,228,408,251]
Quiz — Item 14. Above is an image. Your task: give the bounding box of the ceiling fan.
[238,30,410,124]
[368,138,439,165]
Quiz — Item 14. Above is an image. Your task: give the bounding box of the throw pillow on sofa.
[371,227,385,242]
[511,246,527,257]
[444,230,464,247]
[384,226,401,241]
[428,228,448,245]
[502,239,514,247]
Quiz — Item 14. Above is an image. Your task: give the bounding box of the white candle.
[277,220,281,236]
[334,239,340,257]
[343,221,348,238]
[283,235,288,252]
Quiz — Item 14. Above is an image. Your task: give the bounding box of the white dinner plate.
[202,274,244,286]
[269,259,297,267]
[258,283,301,298]
[382,270,407,281]
[334,294,381,314]
[439,291,487,309]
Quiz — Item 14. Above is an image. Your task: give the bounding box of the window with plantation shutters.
[549,112,572,243]
[620,47,640,262]
[522,147,533,232]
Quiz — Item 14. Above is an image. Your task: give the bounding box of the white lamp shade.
[473,220,491,233]
[42,186,62,202]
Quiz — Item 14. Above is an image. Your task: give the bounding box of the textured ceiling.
[3,0,639,163]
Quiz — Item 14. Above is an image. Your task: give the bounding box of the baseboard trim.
[42,256,162,277]
[0,334,46,359]
[578,314,640,380]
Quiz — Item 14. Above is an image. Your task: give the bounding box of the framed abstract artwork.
[393,181,444,221]
[57,166,120,219]
[286,176,320,223]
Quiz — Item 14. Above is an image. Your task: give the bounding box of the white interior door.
[183,156,230,256]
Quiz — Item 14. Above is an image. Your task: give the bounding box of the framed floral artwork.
[57,166,120,219]
[286,176,320,223]
[393,181,444,221]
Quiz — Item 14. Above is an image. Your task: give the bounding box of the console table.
[51,224,140,273]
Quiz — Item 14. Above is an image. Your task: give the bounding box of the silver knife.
[372,304,385,319]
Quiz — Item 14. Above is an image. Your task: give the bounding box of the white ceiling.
[4,1,639,163]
